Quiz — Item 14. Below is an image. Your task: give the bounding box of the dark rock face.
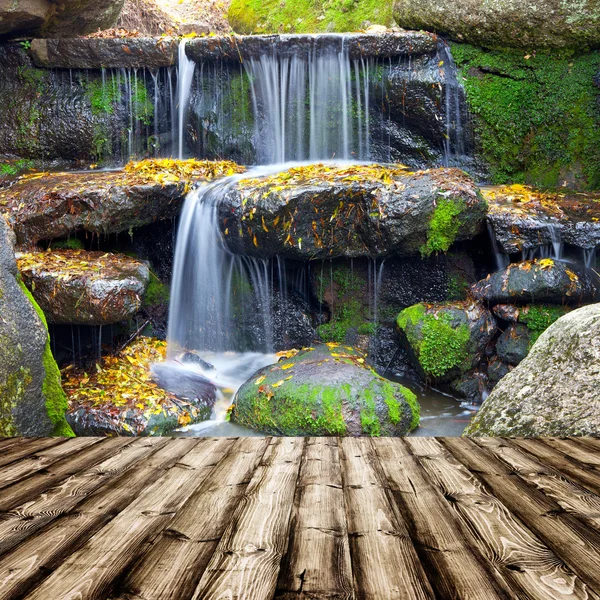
[487,356,511,385]
[485,186,600,255]
[30,38,178,69]
[396,301,497,389]
[233,343,420,436]
[220,165,486,260]
[0,170,187,245]
[0,218,71,436]
[471,260,600,306]
[18,250,150,326]
[465,304,600,436]
[496,323,531,366]
[393,0,600,49]
[0,0,124,39]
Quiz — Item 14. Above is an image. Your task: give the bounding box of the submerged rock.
[484,185,600,255]
[496,324,531,366]
[17,250,150,326]
[393,0,600,49]
[396,301,497,386]
[220,164,486,259]
[233,344,420,436]
[465,304,600,436]
[0,218,72,436]
[471,260,600,306]
[0,160,243,245]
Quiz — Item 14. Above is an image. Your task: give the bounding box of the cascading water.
[176,40,196,159]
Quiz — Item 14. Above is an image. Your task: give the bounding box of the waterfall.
[584,247,597,268]
[487,223,510,271]
[176,40,196,159]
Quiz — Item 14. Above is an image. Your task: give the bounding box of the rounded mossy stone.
[228,0,394,34]
[232,343,419,436]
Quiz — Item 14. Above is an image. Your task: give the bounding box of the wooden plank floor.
[0,438,598,599]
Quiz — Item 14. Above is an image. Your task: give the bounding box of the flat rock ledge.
[17,250,150,326]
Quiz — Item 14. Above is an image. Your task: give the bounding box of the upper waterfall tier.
[30,32,438,69]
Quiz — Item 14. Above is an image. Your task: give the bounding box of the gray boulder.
[18,250,150,325]
[233,343,420,436]
[471,260,600,306]
[465,304,600,436]
[0,217,72,436]
[220,165,487,259]
[393,0,600,49]
[496,323,531,365]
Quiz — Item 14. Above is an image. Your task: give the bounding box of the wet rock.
[393,0,600,49]
[487,357,511,386]
[185,32,438,63]
[396,301,497,388]
[496,323,531,366]
[471,260,600,306]
[271,292,318,351]
[233,343,420,436]
[0,217,72,436]
[465,304,600,436]
[492,304,520,322]
[30,38,178,69]
[152,362,217,403]
[0,0,123,39]
[17,250,150,326]
[180,352,215,371]
[484,185,600,254]
[220,164,486,260]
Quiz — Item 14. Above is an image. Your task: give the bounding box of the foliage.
[143,274,170,308]
[420,197,463,256]
[228,0,394,34]
[50,238,85,251]
[397,303,470,379]
[451,44,600,189]
[0,160,33,177]
[518,305,571,344]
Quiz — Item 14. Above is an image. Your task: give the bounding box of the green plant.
[519,305,570,344]
[19,40,31,51]
[420,197,463,257]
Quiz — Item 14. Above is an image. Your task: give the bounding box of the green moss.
[420,197,464,257]
[359,388,380,436]
[18,281,74,437]
[451,44,600,189]
[447,273,469,301]
[50,238,85,251]
[228,0,393,34]
[0,367,29,437]
[86,77,121,117]
[0,159,33,177]
[397,304,470,379]
[143,275,170,309]
[519,305,570,345]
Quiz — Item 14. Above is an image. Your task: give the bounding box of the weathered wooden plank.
[0,438,199,600]
[23,437,234,600]
[275,437,354,600]
[340,437,434,600]
[0,437,65,469]
[408,437,598,600]
[541,438,600,468]
[0,438,33,453]
[475,437,600,533]
[511,438,600,496]
[0,437,101,490]
[442,437,600,597]
[113,436,271,600]
[373,438,511,600]
[190,437,305,600]
[0,437,169,559]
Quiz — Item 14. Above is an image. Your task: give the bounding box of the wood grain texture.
[340,437,434,600]
[373,438,512,600]
[114,436,271,600]
[442,437,600,598]
[0,437,65,469]
[191,437,305,600]
[0,438,198,600]
[275,437,355,600]
[23,438,233,600]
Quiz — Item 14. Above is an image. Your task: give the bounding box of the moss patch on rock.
[518,304,571,345]
[451,45,600,190]
[228,0,394,34]
[420,197,464,257]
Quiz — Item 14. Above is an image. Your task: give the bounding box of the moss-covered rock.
[465,304,600,436]
[0,217,72,436]
[228,0,394,34]
[451,45,600,189]
[396,301,497,384]
[232,343,419,436]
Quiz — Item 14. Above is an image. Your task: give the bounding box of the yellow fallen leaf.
[272,380,285,388]
[281,364,294,370]
[254,375,266,385]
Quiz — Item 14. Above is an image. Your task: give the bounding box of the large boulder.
[471,260,600,306]
[0,217,73,436]
[465,304,600,436]
[220,164,487,260]
[17,250,150,325]
[0,160,244,245]
[393,0,600,49]
[396,300,497,385]
[0,0,124,39]
[232,344,420,436]
[484,185,600,255]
